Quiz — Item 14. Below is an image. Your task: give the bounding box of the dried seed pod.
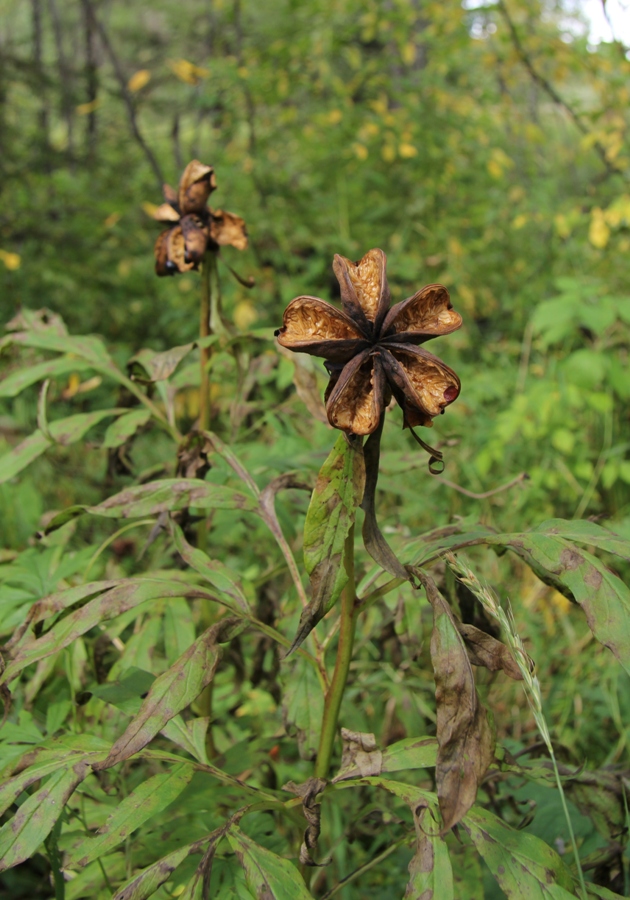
[149,161,248,276]
[276,248,462,437]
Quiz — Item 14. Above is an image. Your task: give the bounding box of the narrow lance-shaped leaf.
[95,618,244,770]
[0,329,112,363]
[333,733,438,782]
[0,357,94,398]
[0,409,123,484]
[416,570,494,832]
[102,408,152,448]
[128,342,196,383]
[0,748,103,817]
[1,578,199,685]
[43,478,259,533]
[111,843,196,900]
[290,434,365,652]
[227,825,313,899]
[0,760,93,873]
[171,521,250,612]
[66,763,193,868]
[462,805,578,899]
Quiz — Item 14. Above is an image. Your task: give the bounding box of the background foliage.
[0,0,629,897]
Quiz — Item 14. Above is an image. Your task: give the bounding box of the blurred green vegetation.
[0,0,629,897]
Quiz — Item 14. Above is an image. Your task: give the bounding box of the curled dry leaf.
[276,248,461,437]
[414,570,495,833]
[337,728,383,778]
[457,622,524,680]
[282,777,328,866]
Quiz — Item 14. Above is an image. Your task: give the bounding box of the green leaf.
[6,579,121,650]
[66,764,193,868]
[102,409,152,448]
[0,747,103,816]
[333,735,437,781]
[281,655,324,760]
[1,578,198,684]
[0,760,92,872]
[95,618,244,769]
[171,522,250,612]
[290,434,365,651]
[43,478,260,532]
[128,343,195,383]
[110,844,194,900]
[462,805,577,898]
[532,519,630,561]
[1,329,112,363]
[226,825,312,899]
[0,358,94,398]
[0,409,123,484]
[382,736,438,773]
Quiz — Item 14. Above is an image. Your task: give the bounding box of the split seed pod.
[275,248,462,436]
[152,160,248,275]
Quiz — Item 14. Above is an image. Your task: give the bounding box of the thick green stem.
[314,524,357,779]
[199,253,213,432]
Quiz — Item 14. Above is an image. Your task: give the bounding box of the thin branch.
[83,0,164,189]
[497,0,624,180]
[433,471,529,500]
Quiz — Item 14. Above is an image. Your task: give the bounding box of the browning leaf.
[405,800,454,899]
[415,570,494,832]
[457,622,523,680]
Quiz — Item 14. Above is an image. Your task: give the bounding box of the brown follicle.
[275,248,461,438]
[167,226,194,273]
[390,347,460,417]
[178,160,216,215]
[385,285,462,338]
[150,161,247,276]
[328,355,382,435]
[338,249,384,321]
[278,298,363,346]
[208,209,248,251]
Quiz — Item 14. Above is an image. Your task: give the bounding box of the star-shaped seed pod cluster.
[275,249,462,436]
[152,160,248,276]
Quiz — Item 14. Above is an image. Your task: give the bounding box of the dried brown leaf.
[457,622,523,680]
[416,570,494,832]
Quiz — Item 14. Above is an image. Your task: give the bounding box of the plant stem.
[197,253,216,755]
[199,252,213,433]
[314,524,357,779]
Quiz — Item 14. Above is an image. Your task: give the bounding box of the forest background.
[1,0,630,897]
